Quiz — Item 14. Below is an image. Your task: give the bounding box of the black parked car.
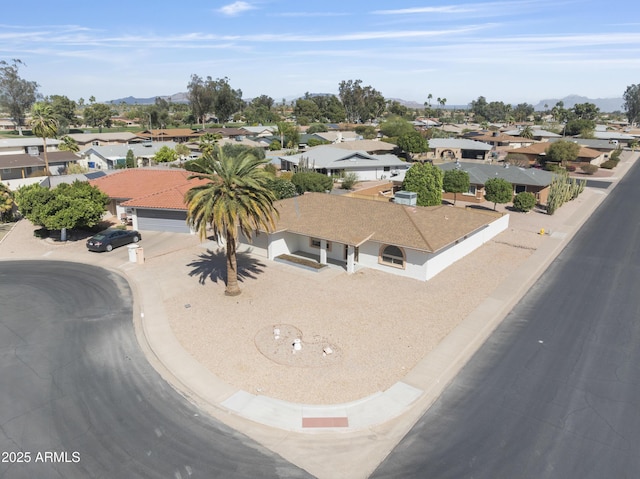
[86,229,141,252]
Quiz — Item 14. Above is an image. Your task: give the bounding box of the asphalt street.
[0,261,312,479]
[371,162,640,477]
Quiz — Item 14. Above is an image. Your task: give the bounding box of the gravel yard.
[164,194,584,405]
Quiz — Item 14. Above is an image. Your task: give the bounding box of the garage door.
[136,209,191,233]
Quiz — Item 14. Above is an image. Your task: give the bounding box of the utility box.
[127,244,139,263]
[136,247,145,264]
[394,191,417,206]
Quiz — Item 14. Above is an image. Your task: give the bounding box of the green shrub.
[513,192,536,212]
[610,148,622,161]
[291,171,333,194]
[580,164,599,175]
[565,164,577,172]
[268,140,282,151]
[600,159,618,169]
[341,172,358,190]
[544,162,561,172]
[263,163,277,176]
[266,177,297,199]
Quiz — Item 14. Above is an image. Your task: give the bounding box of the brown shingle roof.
[272,193,501,253]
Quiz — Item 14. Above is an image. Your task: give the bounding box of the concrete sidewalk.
[0,151,636,479]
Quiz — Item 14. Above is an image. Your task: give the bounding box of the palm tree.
[58,135,79,153]
[185,146,278,296]
[520,125,534,139]
[30,102,59,176]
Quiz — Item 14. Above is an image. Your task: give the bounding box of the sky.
[2,0,639,106]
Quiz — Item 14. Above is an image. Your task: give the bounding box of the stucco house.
[79,141,180,169]
[437,161,556,205]
[279,146,409,181]
[242,193,508,282]
[425,138,493,162]
[89,168,204,232]
[508,142,605,166]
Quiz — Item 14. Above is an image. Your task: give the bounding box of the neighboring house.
[502,128,561,142]
[0,119,15,131]
[0,150,80,180]
[0,137,62,156]
[89,168,206,233]
[547,137,620,157]
[2,171,108,191]
[66,132,144,148]
[462,131,535,149]
[241,192,509,282]
[509,142,605,166]
[326,139,397,155]
[202,127,247,139]
[136,129,202,143]
[279,146,409,181]
[240,126,277,137]
[437,161,556,205]
[79,141,179,169]
[314,131,360,143]
[426,138,493,162]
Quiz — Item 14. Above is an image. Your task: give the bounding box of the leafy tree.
[443,169,470,205]
[379,116,415,138]
[396,131,429,159]
[564,118,595,137]
[185,146,278,296]
[513,191,536,212]
[623,84,640,125]
[388,100,409,117]
[402,162,443,206]
[275,122,299,149]
[512,103,535,122]
[266,177,296,199]
[268,139,282,151]
[0,182,14,222]
[175,143,191,159]
[294,98,321,125]
[545,140,581,166]
[153,145,178,163]
[211,77,243,123]
[311,94,346,123]
[243,94,279,125]
[30,102,58,175]
[125,149,136,168]
[338,79,385,123]
[572,102,600,121]
[83,103,113,132]
[0,59,39,134]
[48,95,78,131]
[307,123,328,134]
[187,74,215,128]
[484,178,513,210]
[15,181,108,240]
[354,125,377,139]
[221,143,265,161]
[291,171,333,194]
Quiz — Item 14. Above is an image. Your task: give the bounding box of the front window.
[310,237,332,251]
[515,184,526,194]
[380,244,405,268]
[464,185,477,196]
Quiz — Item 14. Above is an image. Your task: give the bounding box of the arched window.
[380,244,405,268]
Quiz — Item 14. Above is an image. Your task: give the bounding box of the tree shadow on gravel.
[187,248,266,285]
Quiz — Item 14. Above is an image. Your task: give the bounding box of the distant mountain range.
[108,93,625,113]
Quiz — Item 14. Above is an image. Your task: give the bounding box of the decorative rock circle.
[255,324,342,367]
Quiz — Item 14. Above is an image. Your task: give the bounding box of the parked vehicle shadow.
[187,248,266,285]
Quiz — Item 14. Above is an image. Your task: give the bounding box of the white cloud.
[218,1,256,16]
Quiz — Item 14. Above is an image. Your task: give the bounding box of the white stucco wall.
[357,241,428,280]
[425,213,509,280]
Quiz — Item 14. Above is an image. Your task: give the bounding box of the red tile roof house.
[243,193,509,282]
[89,169,207,233]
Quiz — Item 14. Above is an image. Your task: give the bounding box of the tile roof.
[271,193,501,253]
[91,168,209,210]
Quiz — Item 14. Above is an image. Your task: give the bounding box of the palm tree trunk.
[225,232,241,296]
[43,138,50,176]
